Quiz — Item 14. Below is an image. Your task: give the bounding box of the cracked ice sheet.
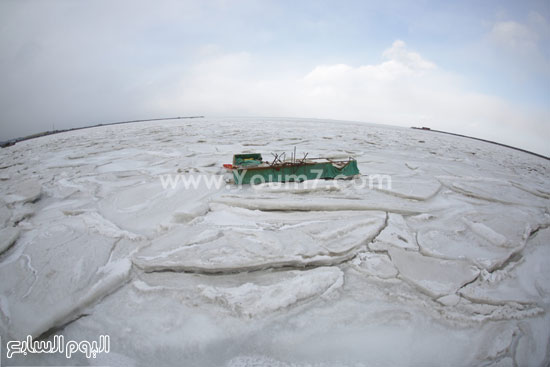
[415,206,550,271]
[369,213,418,251]
[2,117,550,366]
[98,175,220,236]
[0,217,132,339]
[460,227,550,305]
[43,266,528,367]
[438,176,549,207]
[388,247,480,298]
[134,208,386,273]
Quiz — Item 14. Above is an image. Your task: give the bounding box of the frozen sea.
[1,117,549,366]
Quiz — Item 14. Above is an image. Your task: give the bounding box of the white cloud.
[153,40,549,155]
[488,20,537,51]
[485,13,550,77]
[305,40,436,85]
[381,40,436,71]
[489,11,550,50]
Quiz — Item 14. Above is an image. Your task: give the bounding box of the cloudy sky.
[1,0,549,155]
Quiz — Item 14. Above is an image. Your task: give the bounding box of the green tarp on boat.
[229,153,360,185]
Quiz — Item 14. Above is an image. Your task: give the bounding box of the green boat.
[224,153,360,185]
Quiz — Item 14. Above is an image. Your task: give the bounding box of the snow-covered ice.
[134,208,386,273]
[198,267,344,317]
[1,117,549,366]
[388,247,480,298]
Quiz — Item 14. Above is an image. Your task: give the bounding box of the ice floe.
[369,213,417,251]
[199,267,343,317]
[0,219,130,338]
[388,247,480,298]
[3,179,42,204]
[459,227,550,305]
[134,210,386,273]
[0,226,20,254]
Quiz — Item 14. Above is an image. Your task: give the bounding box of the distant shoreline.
[411,126,549,161]
[0,116,204,148]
